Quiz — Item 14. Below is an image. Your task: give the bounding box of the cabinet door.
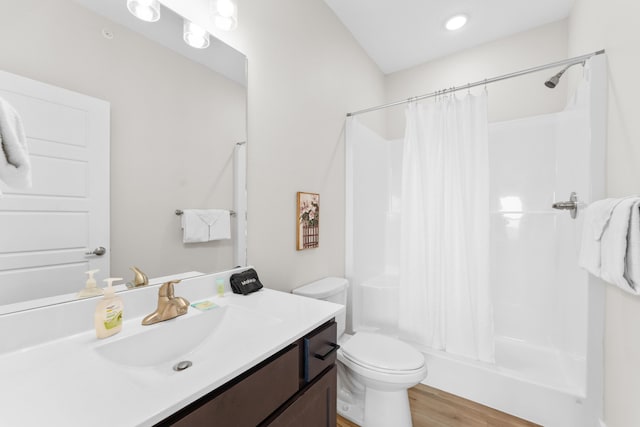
[169,345,299,427]
[267,365,337,427]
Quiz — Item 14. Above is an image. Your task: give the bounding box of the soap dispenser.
[94,277,124,339]
[77,269,104,298]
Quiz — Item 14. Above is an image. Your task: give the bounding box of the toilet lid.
[340,332,425,372]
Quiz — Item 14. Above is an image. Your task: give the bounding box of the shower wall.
[346,120,402,331]
[489,109,590,393]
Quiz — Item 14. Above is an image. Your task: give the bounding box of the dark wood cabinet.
[304,321,338,383]
[158,320,337,427]
[264,365,336,427]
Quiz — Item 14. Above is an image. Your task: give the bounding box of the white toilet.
[293,277,427,427]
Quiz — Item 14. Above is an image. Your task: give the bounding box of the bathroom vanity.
[0,269,343,427]
[162,320,337,426]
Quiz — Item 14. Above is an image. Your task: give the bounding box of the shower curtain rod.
[346,49,605,117]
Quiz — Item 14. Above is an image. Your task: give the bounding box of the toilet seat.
[340,332,425,374]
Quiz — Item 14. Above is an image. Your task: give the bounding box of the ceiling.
[322,0,574,74]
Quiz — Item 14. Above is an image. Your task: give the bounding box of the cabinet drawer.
[170,345,299,427]
[304,321,338,383]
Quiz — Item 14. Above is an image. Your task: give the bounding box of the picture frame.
[297,192,319,250]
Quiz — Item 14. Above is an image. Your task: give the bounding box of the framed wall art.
[297,192,319,250]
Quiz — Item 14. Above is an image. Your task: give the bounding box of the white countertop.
[0,286,343,426]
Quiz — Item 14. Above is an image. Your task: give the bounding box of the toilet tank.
[292,277,348,338]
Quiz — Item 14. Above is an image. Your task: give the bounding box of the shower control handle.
[552,201,577,209]
[552,192,578,219]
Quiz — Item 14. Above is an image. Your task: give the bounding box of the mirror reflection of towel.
[0,97,32,193]
[181,209,231,243]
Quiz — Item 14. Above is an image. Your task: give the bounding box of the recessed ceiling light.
[445,14,468,31]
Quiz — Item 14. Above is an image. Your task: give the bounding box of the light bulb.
[214,15,237,31]
[216,0,236,17]
[183,20,210,49]
[127,0,161,23]
[211,0,238,31]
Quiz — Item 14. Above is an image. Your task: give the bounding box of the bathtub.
[419,336,589,427]
[354,323,590,426]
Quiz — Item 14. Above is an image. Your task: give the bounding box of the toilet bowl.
[293,277,427,427]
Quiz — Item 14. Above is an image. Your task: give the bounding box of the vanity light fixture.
[183,19,211,49]
[211,0,238,31]
[126,0,161,23]
[445,14,468,31]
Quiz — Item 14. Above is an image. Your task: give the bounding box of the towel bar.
[176,209,236,217]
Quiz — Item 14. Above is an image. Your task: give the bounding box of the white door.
[0,70,110,306]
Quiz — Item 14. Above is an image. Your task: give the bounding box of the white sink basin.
[94,304,281,368]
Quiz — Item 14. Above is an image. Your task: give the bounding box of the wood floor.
[337,384,540,427]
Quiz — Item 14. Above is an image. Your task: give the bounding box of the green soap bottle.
[94,278,124,339]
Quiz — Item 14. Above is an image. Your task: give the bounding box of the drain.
[173,360,193,372]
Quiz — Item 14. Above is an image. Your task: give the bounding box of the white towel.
[0,97,31,190]
[181,209,231,243]
[601,198,640,293]
[579,197,640,295]
[578,197,628,276]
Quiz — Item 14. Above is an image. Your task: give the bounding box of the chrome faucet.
[141,280,190,325]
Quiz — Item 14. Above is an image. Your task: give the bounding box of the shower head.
[544,71,564,88]
[544,61,585,89]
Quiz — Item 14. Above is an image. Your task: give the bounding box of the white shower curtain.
[398,92,494,362]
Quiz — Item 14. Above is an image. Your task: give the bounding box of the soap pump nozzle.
[103,277,123,298]
[77,269,104,298]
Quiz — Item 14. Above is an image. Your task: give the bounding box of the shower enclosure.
[345,55,606,426]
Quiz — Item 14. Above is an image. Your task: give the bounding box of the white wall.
[166,0,386,291]
[0,0,246,280]
[569,1,640,426]
[384,20,569,138]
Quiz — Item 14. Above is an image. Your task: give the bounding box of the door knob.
[85,246,106,256]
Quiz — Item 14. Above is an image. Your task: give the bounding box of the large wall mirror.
[0,0,247,313]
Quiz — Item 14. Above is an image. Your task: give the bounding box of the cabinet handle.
[314,343,340,361]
